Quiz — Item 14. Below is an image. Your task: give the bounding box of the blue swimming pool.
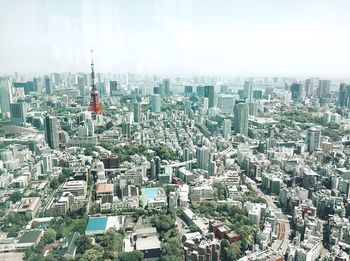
[141,187,160,206]
[85,216,108,235]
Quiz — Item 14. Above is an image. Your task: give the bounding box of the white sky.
[0,0,350,77]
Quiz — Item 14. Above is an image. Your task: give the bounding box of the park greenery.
[152,210,184,261]
[24,225,144,261]
[191,201,259,257]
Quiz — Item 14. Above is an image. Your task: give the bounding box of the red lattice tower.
[88,50,103,114]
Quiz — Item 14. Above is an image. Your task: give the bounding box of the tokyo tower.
[88,50,103,114]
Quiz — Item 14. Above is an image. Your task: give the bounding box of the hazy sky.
[0,0,350,77]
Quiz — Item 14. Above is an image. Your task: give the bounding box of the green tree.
[80,248,103,261]
[31,221,40,229]
[76,235,93,254]
[117,251,144,261]
[43,228,57,244]
[96,228,123,259]
[161,238,184,261]
[29,192,40,197]
[50,178,59,190]
[226,241,242,260]
[10,191,22,203]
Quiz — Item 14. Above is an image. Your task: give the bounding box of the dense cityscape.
[2,1,350,261]
[1,54,350,261]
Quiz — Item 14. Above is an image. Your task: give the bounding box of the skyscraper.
[222,118,231,139]
[10,102,27,125]
[204,85,215,108]
[133,102,142,123]
[45,77,53,95]
[318,80,331,97]
[208,161,217,177]
[33,78,41,92]
[243,81,254,102]
[151,94,161,113]
[220,85,228,94]
[338,83,350,107]
[196,86,205,96]
[217,94,236,114]
[44,115,59,149]
[306,127,321,152]
[248,102,257,116]
[110,81,118,96]
[184,86,193,94]
[290,83,304,101]
[163,78,170,96]
[121,122,131,138]
[234,100,249,136]
[0,78,13,114]
[304,79,313,97]
[196,146,209,170]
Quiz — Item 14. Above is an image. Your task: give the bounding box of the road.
[176,216,190,235]
[247,177,291,255]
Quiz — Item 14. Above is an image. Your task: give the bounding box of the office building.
[290,83,304,101]
[305,79,313,97]
[222,118,231,139]
[33,78,41,92]
[151,94,161,113]
[184,86,193,94]
[220,85,228,94]
[306,127,321,153]
[204,85,215,108]
[253,90,263,100]
[122,122,131,138]
[0,78,13,114]
[45,77,53,95]
[217,94,236,114]
[10,102,27,125]
[196,86,205,96]
[248,102,257,116]
[234,101,249,136]
[196,146,209,170]
[44,115,59,149]
[133,102,142,123]
[318,80,331,97]
[243,81,253,102]
[339,83,350,107]
[208,161,217,177]
[163,78,170,96]
[110,81,118,96]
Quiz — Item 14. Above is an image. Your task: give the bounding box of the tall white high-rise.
[196,146,209,170]
[0,78,13,114]
[222,118,232,139]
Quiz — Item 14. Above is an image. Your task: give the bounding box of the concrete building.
[234,100,249,136]
[44,115,59,149]
[0,78,13,114]
[151,94,161,113]
[10,102,27,125]
[306,127,321,153]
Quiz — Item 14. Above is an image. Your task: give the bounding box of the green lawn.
[60,218,87,236]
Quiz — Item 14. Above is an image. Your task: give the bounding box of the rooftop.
[17,230,42,244]
[96,183,114,193]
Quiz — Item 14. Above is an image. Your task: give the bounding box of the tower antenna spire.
[88,50,103,114]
